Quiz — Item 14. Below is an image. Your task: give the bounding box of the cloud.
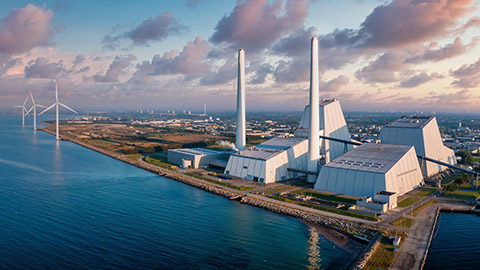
[319,0,476,50]
[248,60,273,84]
[399,72,443,88]
[93,54,136,83]
[355,52,412,84]
[200,58,236,85]
[0,4,53,55]
[210,0,309,52]
[450,58,480,88]
[272,26,316,57]
[186,0,199,8]
[407,37,479,63]
[273,58,309,83]
[319,75,349,92]
[103,12,186,50]
[24,57,66,79]
[135,36,210,80]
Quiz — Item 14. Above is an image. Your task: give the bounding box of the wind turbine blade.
[26,106,34,114]
[12,105,22,108]
[29,90,35,105]
[55,80,58,102]
[37,104,47,108]
[23,96,29,106]
[59,103,78,114]
[38,103,56,115]
[24,106,31,116]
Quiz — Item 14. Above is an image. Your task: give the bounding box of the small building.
[224,137,308,184]
[380,116,456,177]
[355,197,388,214]
[314,143,424,198]
[374,191,398,209]
[167,148,228,169]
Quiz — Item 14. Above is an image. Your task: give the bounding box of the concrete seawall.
[419,207,440,270]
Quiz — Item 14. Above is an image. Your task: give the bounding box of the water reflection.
[307,226,322,270]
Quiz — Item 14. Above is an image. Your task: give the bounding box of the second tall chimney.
[236,49,246,151]
[307,37,319,182]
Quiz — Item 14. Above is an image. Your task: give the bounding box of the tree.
[457,151,474,164]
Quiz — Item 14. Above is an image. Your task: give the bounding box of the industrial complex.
[167,37,460,210]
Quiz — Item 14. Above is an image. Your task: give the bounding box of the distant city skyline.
[0,0,479,113]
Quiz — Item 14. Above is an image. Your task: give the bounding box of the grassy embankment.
[270,195,380,222]
[390,217,414,228]
[364,235,404,270]
[291,189,357,204]
[144,154,176,169]
[125,154,143,161]
[397,197,420,207]
[185,173,254,191]
[443,190,480,200]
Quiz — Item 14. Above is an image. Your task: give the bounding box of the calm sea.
[424,212,480,270]
[0,115,352,269]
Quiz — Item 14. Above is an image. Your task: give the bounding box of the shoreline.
[40,126,376,267]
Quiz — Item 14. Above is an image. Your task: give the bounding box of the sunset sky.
[0,0,479,113]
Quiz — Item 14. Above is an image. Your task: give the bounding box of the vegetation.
[125,154,143,161]
[270,195,380,221]
[456,151,474,164]
[412,199,437,217]
[292,189,356,204]
[415,188,436,197]
[185,173,254,191]
[390,217,414,228]
[443,190,480,200]
[397,197,420,207]
[144,155,175,169]
[473,156,480,163]
[364,236,400,270]
[445,173,472,191]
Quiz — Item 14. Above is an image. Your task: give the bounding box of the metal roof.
[384,116,433,129]
[234,137,307,160]
[324,143,414,173]
[169,148,223,156]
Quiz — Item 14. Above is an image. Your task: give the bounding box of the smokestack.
[236,49,246,151]
[307,37,319,182]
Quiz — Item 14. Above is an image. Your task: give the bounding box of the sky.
[0,0,479,113]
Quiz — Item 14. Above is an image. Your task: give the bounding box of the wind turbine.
[12,95,31,126]
[39,80,78,140]
[26,90,47,131]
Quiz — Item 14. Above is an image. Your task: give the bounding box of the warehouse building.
[380,116,456,177]
[314,143,424,198]
[224,137,308,184]
[167,148,229,169]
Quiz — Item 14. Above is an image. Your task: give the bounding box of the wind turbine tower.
[12,96,30,126]
[27,90,47,131]
[39,80,78,140]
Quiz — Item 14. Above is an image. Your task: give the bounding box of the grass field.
[292,189,357,205]
[397,197,420,207]
[364,236,399,270]
[415,188,437,197]
[390,217,414,228]
[473,156,480,163]
[125,154,143,161]
[412,199,437,216]
[270,195,380,221]
[144,155,175,169]
[443,190,480,200]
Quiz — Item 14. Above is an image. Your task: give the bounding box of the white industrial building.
[167,148,228,169]
[224,137,308,184]
[380,116,456,177]
[295,98,354,164]
[314,143,424,198]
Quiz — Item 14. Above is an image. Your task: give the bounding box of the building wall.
[167,149,226,169]
[380,117,456,177]
[225,156,267,182]
[314,147,423,197]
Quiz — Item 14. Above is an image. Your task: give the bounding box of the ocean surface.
[0,115,352,269]
[424,212,480,270]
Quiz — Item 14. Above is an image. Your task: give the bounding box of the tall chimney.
[307,37,319,182]
[236,49,246,151]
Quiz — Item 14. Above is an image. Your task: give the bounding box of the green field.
[270,195,380,221]
[397,197,420,207]
[415,188,436,197]
[364,236,400,270]
[443,190,480,200]
[144,155,175,169]
[473,156,480,163]
[292,189,357,205]
[391,217,414,228]
[125,154,143,161]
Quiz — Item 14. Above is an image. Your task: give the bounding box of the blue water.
[424,212,480,270]
[0,115,352,269]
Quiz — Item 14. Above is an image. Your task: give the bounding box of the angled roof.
[324,143,415,174]
[384,116,433,129]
